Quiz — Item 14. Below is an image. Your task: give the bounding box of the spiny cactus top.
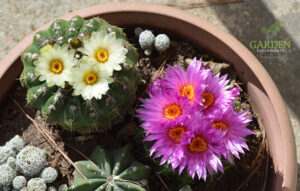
[20,16,141,133]
[69,146,150,191]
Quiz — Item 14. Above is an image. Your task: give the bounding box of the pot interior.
[0,7,295,191]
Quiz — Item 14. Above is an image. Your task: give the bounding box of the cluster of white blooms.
[137,28,170,55]
[34,30,127,100]
[0,135,65,191]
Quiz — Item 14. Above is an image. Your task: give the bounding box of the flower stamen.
[164,104,182,119]
[181,85,195,100]
[212,121,228,131]
[168,126,185,143]
[50,60,64,74]
[201,92,214,107]
[85,72,98,85]
[95,48,108,63]
[188,136,207,152]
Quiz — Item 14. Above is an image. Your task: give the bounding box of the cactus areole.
[20,16,141,133]
[69,146,150,191]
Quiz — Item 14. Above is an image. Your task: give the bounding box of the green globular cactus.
[69,146,150,191]
[20,15,141,133]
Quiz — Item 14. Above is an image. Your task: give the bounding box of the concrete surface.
[0,0,299,189]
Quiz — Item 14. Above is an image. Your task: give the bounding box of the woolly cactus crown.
[20,16,141,133]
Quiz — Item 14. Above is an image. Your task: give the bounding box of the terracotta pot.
[0,2,296,191]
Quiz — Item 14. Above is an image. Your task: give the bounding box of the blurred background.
[0,0,299,189]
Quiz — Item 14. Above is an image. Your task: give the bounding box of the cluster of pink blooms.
[137,58,253,180]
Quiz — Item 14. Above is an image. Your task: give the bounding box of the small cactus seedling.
[69,146,150,191]
[20,15,141,133]
[154,34,170,52]
[40,167,58,183]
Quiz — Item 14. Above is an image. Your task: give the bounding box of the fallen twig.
[10,97,87,180]
[151,56,169,81]
[235,127,266,191]
[261,149,269,191]
[235,160,262,191]
[51,154,61,168]
[251,125,266,168]
[65,143,98,168]
[164,0,243,9]
[155,172,171,191]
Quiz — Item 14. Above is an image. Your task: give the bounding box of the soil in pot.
[0,27,274,191]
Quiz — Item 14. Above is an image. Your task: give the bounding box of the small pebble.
[134,27,143,36]
[144,49,152,56]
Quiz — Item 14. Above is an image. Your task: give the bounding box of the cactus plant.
[27,178,47,191]
[2,186,11,191]
[6,157,16,169]
[0,164,17,186]
[0,146,16,165]
[139,30,155,55]
[16,146,47,177]
[12,176,27,190]
[5,135,25,153]
[154,34,170,52]
[20,15,141,133]
[58,184,68,191]
[40,167,58,183]
[48,186,57,191]
[69,146,150,191]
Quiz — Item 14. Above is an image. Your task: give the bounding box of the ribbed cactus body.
[20,16,140,133]
[69,146,150,191]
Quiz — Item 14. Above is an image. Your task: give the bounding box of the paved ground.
[0,0,299,189]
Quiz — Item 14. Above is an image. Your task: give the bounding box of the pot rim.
[0,2,296,190]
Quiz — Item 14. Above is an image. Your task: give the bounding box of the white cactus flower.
[78,30,127,76]
[71,58,113,100]
[34,44,76,88]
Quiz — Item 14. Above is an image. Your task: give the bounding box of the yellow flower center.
[168,126,185,143]
[181,85,195,100]
[50,60,63,74]
[201,92,214,107]
[85,72,97,85]
[188,136,207,152]
[164,104,182,119]
[95,48,108,63]
[212,121,228,131]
